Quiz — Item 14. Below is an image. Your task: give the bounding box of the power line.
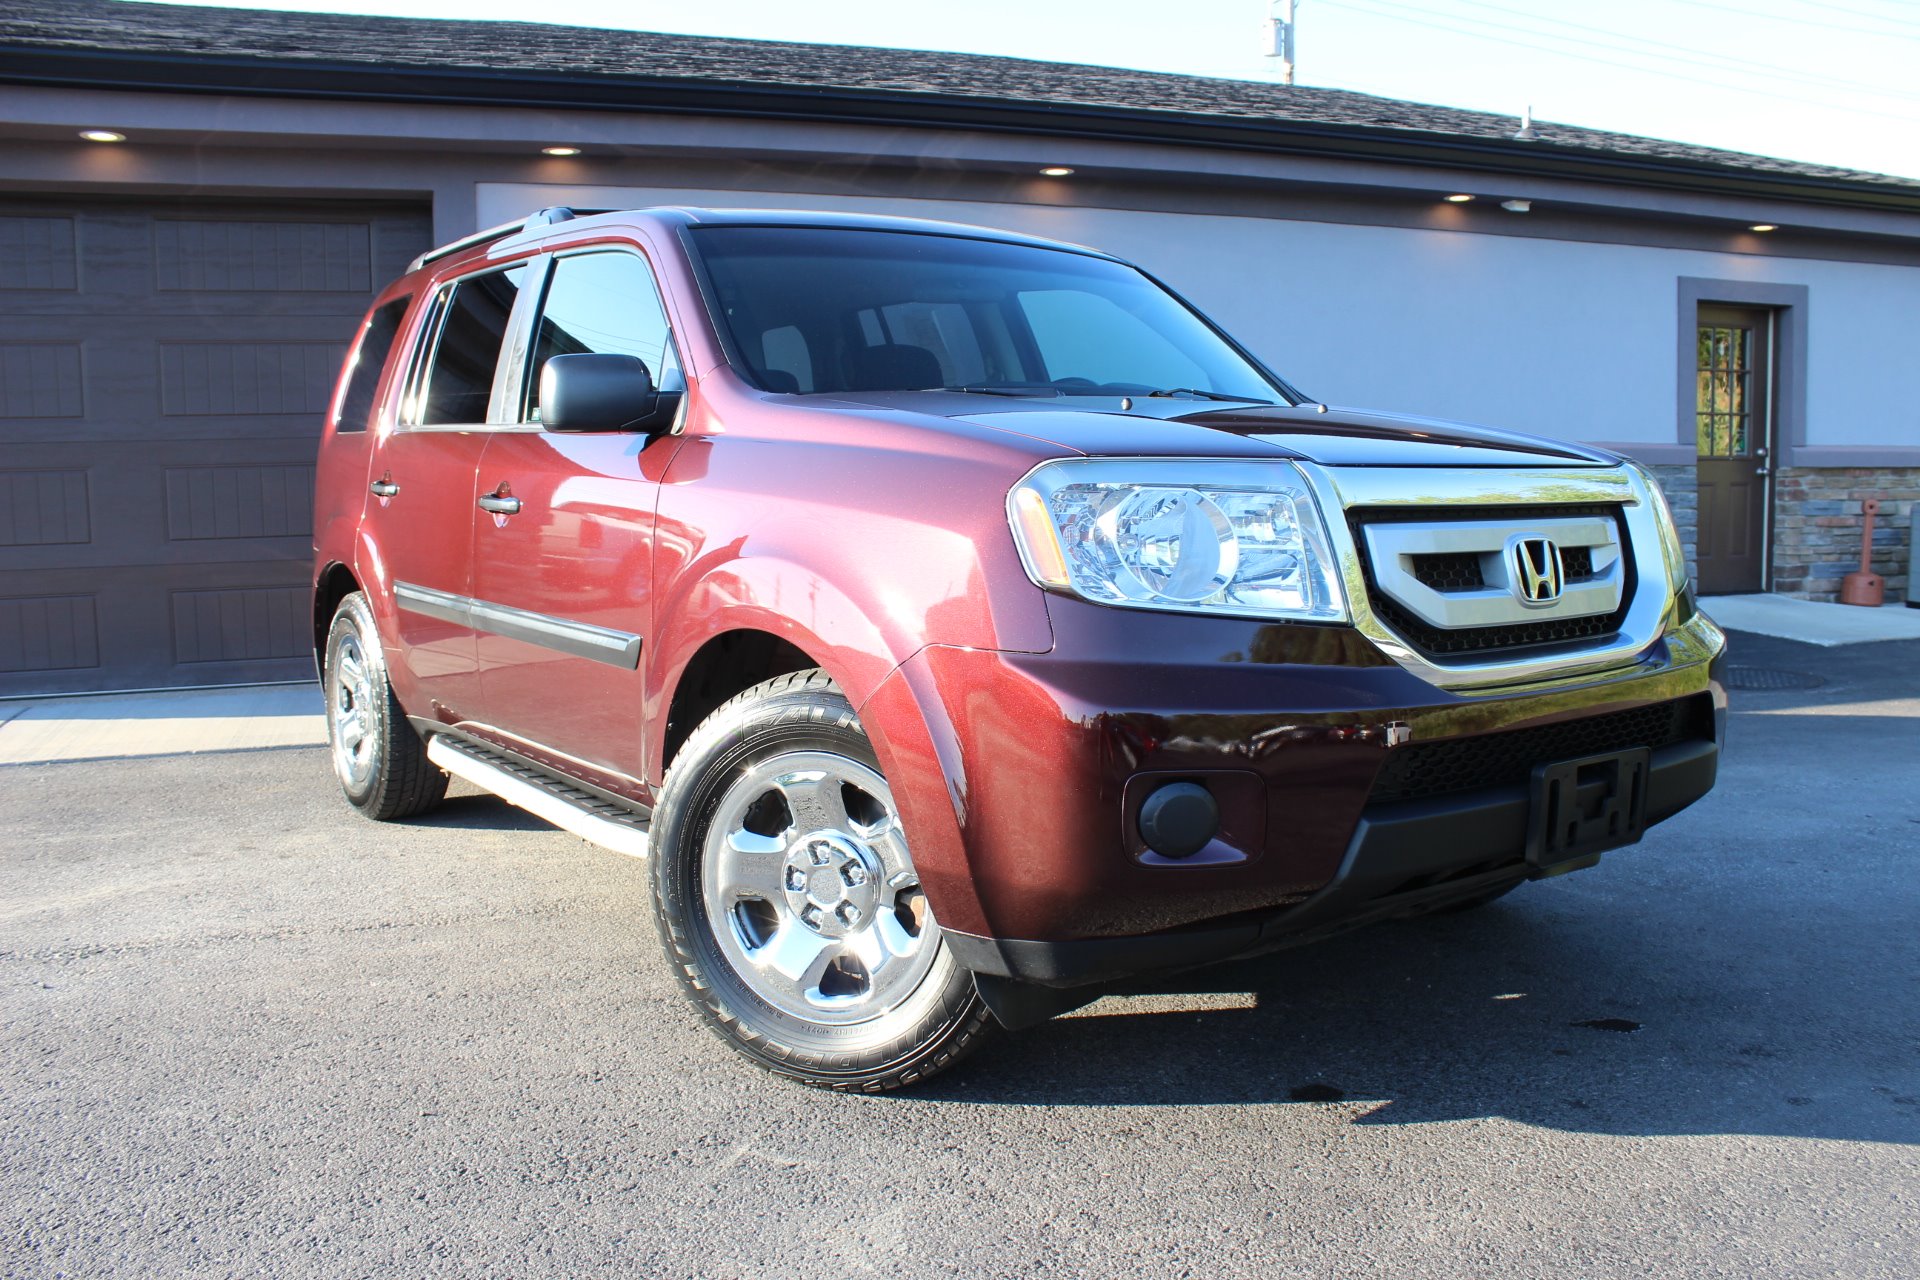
[1793,0,1920,35]
[1661,0,1920,42]
[1425,0,1920,99]
[1317,0,1920,125]
[1337,0,1920,107]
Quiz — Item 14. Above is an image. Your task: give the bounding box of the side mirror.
[541,353,668,432]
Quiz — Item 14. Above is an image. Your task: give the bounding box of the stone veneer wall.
[1644,464,1701,587]
[1772,467,1918,602]
[1637,462,1915,603]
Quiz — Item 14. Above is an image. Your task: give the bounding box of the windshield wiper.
[1146,387,1272,404]
[923,385,1063,398]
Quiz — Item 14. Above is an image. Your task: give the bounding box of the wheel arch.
[312,561,363,678]
[660,627,818,772]
[646,552,914,782]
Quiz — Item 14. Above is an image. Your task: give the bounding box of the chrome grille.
[1347,504,1636,659]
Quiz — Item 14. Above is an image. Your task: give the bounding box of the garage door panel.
[154,216,374,294]
[0,213,79,291]
[0,342,86,419]
[2,439,321,568]
[158,340,345,418]
[0,197,431,693]
[0,560,317,694]
[0,593,98,676]
[0,469,92,548]
[1,212,413,316]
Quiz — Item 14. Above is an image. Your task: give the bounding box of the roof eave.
[6,45,1919,215]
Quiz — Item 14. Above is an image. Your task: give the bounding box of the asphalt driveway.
[4,632,1917,1278]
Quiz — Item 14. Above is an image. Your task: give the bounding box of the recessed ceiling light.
[1444,193,1474,203]
[79,130,125,143]
[1749,223,1777,232]
[1500,199,1533,213]
[541,146,582,157]
[1039,166,1075,177]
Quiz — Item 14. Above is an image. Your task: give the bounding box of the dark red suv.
[312,207,1726,1090]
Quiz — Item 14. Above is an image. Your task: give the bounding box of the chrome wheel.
[328,629,377,792]
[701,750,938,1026]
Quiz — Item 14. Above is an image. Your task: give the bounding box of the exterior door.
[363,263,528,723]
[1694,304,1773,595]
[470,248,685,784]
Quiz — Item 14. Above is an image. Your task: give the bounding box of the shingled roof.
[5,0,1914,205]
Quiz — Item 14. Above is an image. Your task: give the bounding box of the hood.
[804,390,1618,468]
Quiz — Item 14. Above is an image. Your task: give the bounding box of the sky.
[155,0,1920,180]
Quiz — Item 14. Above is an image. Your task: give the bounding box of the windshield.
[689,226,1286,403]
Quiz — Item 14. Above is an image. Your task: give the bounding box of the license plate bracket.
[1526,747,1651,875]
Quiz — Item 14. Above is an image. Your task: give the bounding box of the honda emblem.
[1510,536,1564,605]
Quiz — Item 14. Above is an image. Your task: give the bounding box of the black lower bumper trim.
[948,738,1719,989]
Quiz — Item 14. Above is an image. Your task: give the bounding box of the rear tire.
[649,669,992,1091]
[323,591,447,821]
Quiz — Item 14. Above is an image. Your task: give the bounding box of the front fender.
[643,555,900,779]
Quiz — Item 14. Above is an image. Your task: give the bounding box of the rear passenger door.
[468,247,684,784]
[361,263,529,722]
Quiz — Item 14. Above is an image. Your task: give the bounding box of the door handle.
[477,493,522,516]
[369,477,400,498]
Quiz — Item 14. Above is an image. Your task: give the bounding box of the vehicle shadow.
[408,790,563,834]
[923,895,1920,1145]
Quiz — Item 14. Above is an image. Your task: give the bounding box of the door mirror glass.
[541,353,662,432]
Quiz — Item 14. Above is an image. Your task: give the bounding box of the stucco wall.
[482,182,1920,458]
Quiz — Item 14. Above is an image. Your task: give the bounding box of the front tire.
[323,591,447,820]
[649,669,991,1091]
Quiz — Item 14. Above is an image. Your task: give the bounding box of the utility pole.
[1266,0,1298,86]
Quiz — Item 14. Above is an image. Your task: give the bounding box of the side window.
[525,251,683,423]
[1018,289,1207,390]
[332,297,410,433]
[418,265,526,425]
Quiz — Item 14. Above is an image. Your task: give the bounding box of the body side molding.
[394,581,643,668]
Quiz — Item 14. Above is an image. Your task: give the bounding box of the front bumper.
[944,732,1717,988]
[862,593,1726,983]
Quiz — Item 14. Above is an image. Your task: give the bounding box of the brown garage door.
[0,197,431,695]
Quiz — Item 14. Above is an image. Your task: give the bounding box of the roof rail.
[406,207,590,274]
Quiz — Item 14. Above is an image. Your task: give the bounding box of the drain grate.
[1725,666,1827,691]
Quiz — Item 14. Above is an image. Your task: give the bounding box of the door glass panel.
[419,266,525,425]
[525,252,683,422]
[1696,321,1754,457]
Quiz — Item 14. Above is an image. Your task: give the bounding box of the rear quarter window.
[332,297,411,433]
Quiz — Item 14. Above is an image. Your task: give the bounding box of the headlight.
[1625,461,1689,592]
[1008,458,1347,622]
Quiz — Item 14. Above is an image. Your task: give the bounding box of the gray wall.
[481,181,1920,462]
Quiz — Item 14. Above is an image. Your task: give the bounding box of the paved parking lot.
[4,632,1917,1279]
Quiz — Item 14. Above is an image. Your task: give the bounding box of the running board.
[427,735,651,859]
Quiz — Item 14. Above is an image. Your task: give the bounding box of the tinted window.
[691,227,1280,402]
[525,252,682,422]
[1019,289,1207,390]
[333,297,410,433]
[419,266,525,425]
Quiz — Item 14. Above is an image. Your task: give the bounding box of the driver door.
[468,247,685,785]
